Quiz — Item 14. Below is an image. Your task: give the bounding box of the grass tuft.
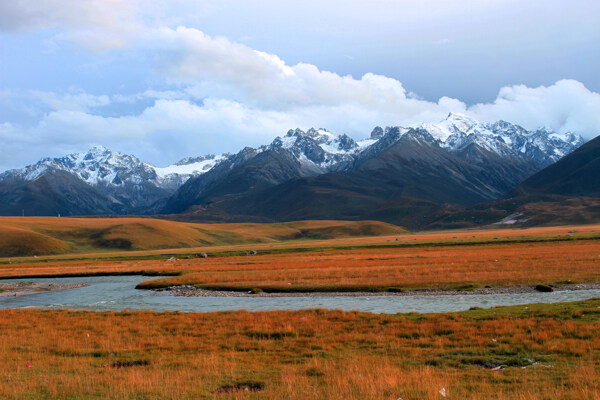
[535,284,554,292]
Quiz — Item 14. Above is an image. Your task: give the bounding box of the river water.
[0,275,599,314]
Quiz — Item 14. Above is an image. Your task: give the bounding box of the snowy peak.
[272,127,362,171]
[411,113,585,165]
[174,155,221,166]
[418,112,486,142]
[151,154,229,182]
[1,146,230,191]
[282,128,355,148]
[83,145,111,159]
[445,112,479,130]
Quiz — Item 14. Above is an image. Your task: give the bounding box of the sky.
[0,0,599,170]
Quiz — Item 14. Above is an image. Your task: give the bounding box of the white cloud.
[467,79,600,137]
[1,1,599,172]
[0,0,140,50]
[3,76,599,173]
[134,26,469,128]
[137,26,600,139]
[30,90,110,112]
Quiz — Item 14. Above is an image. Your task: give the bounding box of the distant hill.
[421,195,600,230]
[0,169,117,216]
[0,217,406,258]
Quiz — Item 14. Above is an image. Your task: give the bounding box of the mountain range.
[423,135,600,230]
[0,113,591,228]
[0,147,227,216]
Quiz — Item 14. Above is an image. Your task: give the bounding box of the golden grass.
[0,235,598,293]
[1,222,599,398]
[0,217,406,257]
[1,299,599,399]
[136,239,600,291]
[0,225,69,257]
[0,223,598,291]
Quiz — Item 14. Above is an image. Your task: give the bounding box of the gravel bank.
[160,283,600,298]
[0,282,88,297]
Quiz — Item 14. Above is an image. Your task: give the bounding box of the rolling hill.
[0,217,407,258]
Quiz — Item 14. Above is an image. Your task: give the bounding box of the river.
[0,275,599,314]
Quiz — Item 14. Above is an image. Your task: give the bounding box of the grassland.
[1,299,599,399]
[134,239,600,292]
[1,220,600,398]
[1,223,599,293]
[0,217,406,258]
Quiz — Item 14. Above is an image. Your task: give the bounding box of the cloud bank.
[0,1,599,171]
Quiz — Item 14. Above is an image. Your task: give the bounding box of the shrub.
[534,284,553,292]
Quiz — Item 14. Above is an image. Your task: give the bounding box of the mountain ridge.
[0,114,588,219]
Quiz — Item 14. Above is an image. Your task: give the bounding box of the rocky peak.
[305,128,319,137]
[285,128,305,137]
[175,156,211,166]
[370,126,384,139]
[336,134,358,152]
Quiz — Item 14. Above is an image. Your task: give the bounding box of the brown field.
[1,299,599,399]
[1,220,600,398]
[134,239,600,291]
[0,225,598,291]
[0,216,406,258]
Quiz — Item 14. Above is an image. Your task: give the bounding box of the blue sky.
[1,0,599,170]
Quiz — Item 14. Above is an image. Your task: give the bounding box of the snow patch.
[151,154,227,178]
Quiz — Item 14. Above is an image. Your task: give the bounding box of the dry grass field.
[1,299,599,399]
[135,239,600,292]
[0,223,598,292]
[1,220,600,398]
[0,217,406,257]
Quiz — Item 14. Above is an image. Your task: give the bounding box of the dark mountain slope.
[0,114,585,220]
[164,147,323,214]
[353,129,539,204]
[510,135,600,197]
[420,137,600,230]
[174,129,542,229]
[0,169,116,216]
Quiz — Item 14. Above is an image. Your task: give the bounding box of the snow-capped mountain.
[150,154,230,189]
[165,115,587,217]
[269,128,373,172]
[0,146,230,215]
[0,114,589,217]
[260,114,584,174]
[0,146,229,191]
[1,114,582,191]
[416,113,584,166]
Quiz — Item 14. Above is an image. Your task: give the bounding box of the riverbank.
[163,282,600,297]
[0,282,88,297]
